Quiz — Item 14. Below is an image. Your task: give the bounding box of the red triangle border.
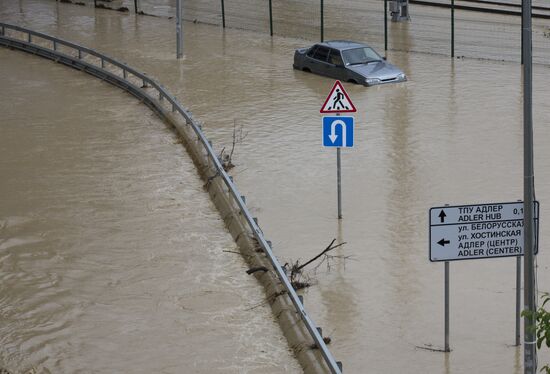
[320,80,357,113]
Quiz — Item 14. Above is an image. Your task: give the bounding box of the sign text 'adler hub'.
[429,201,539,262]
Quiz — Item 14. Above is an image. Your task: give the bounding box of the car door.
[308,46,330,75]
[326,49,346,80]
[303,45,318,70]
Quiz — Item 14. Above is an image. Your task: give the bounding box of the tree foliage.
[523,293,550,373]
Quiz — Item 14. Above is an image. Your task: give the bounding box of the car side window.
[328,49,343,66]
[306,45,319,58]
[313,46,330,62]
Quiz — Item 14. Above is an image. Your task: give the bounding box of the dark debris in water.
[310,336,332,349]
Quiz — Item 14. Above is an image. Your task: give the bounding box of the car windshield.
[342,47,382,65]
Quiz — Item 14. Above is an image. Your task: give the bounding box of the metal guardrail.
[0,22,343,374]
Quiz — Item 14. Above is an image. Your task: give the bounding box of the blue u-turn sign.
[323,116,354,147]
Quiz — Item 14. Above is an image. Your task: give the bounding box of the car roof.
[316,40,369,50]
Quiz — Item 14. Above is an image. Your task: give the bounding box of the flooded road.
[0,48,300,373]
[1,0,550,373]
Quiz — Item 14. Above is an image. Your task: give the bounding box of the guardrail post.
[123,68,128,79]
[0,26,5,36]
[241,196,246,204]
[142,79,148,88]
[101,58,105,68]
[53,40,57,51]
[159,92,163,101]
[28,33,32,43]
[337,362,343,371]
[172,104,176,112]
[78,49,82,59]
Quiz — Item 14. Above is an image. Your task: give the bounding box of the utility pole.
[176,0,183,59]
[522,0,537,371]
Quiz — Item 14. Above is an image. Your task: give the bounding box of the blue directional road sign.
[323,116,354,148]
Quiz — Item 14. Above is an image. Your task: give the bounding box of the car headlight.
[397,73,406,80]
[366,77,381,85]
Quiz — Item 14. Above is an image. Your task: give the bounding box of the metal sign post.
[516,256,521,346]
[522,0,537,369]
[337,146,342,219]
[445,261,450,352]
[322,115,354,219]
[320,81,357,220]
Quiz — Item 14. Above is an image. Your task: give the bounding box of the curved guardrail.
[0,22,343,374]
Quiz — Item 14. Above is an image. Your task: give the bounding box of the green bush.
[524,293,550,373]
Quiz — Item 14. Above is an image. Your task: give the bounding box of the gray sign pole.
[337,147,342,219]
[516,256,522,346]
[445,261,450,352]
[451,0,455,58]
[522,0,537,369]
[176,0,183,59]
[336,113,342,219]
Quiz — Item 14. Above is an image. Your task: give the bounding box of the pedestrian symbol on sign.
[329,89,349,111]
[320,81,357,114]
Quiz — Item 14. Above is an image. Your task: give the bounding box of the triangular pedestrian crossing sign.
[320,80,356,113]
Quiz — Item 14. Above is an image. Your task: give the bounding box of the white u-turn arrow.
[329,119,346,146]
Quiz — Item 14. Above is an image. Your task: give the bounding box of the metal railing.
[0,22,343,374]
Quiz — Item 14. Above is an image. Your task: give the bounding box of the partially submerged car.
[293,40,406,86]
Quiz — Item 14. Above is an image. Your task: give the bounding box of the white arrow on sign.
[329,119,346,146]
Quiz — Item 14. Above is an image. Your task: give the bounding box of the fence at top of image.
[0,22,343,374]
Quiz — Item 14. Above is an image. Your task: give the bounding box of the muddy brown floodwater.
[1,0,550,373]
[0,47,301,373]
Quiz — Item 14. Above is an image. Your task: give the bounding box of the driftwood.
[285,238,347,290]
[246,266,268,275]
[218,120,248,171]
[295,239,346,272]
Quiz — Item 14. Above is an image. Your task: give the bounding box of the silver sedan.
[293,41,407,86]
